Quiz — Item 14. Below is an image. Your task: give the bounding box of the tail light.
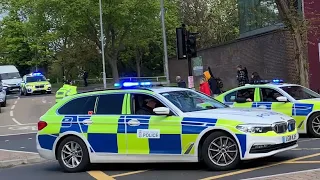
[38,121,47,131]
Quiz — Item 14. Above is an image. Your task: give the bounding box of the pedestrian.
[204,67,222,97]
[236,65,249,86]
[199,77,211,96]
[250,72,261,84]
[83,70,88,87]
[176,76,186,88]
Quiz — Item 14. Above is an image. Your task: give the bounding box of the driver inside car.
[136,98,158,115]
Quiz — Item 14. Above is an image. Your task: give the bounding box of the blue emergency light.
[251,79,284,84]
[32,72,43,76]
[272,79,283,83]
[114,81,158,88]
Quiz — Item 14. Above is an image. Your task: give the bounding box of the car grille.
[272,120,296,134]
[35,85,44,88]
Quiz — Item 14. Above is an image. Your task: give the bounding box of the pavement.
[1,88,320,179]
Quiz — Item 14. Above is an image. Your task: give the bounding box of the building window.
[239,0,281,34]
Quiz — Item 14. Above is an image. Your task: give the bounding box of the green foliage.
[0,0,240,81]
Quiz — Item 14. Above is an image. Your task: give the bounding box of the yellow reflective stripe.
[254,88,261,102]
[148,116,182,134]
[88,116,120,133]
[215,119,244,133]
[181,134,197,154]
[271,103,293,116]
[233,102,253,107]
[124,94,130,114]
[38,115,64,135]
[127,134,149,154]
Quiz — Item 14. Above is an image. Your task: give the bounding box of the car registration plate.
[282,134,298,143]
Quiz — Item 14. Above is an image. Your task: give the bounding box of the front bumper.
[26,86,51,94]
[0,90,6,103]
[242,132,298,160]
[4,85,20,92]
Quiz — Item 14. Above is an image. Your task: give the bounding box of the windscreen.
[26,76,46,83]
[280,85,320,100]
[160,90,228,113]
[0,72,21,80]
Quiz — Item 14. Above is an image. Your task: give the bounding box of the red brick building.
[304,0,320,91]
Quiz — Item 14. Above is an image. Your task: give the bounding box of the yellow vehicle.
[20,73,51,96]
[55,83,77,103]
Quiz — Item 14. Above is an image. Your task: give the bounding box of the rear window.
[96,94,124,114]
[58,96,97,115]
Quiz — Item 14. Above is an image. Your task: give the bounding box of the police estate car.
[37,82,298,172]
[215,79,320,138]
[20,73,52,95]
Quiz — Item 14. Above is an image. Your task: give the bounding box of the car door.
[256,87,294,118]
[224,87,257,108]
[125,93,183,155]
[88,93,127,154]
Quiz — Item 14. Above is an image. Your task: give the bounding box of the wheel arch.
[53,131,92,160]
[195,127,243,161]
[304,111,320,134]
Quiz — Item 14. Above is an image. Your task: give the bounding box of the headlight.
[2,83,8,87]
[236,124,272,133]
[47,84,51,87]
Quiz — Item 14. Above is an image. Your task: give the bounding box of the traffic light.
[187,34,197,58]
[176,27,187,59]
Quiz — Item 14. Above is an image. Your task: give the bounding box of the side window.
[237,88,255,101]
[130,94,166,115]
[96,94,124,115]
[58,96,97,115]
[224,91,237,102]
[260,88,283,102]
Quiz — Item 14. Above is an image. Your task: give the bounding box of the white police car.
[37,81,298,172]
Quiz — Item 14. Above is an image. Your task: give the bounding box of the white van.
[0,65,23,93]
[0,81,7,111]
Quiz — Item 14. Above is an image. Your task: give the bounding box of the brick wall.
[169,29,298,90]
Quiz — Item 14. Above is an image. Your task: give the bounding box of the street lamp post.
[160,0,170,85]
[99,0,107,89]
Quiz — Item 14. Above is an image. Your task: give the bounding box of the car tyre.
[201,131,240,171]
[307,112,320,138]
[57,136,90,173]
[1,98,6,107]
[47,91,51,94]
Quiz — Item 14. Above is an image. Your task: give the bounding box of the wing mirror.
[153,107,170,115]
[276,96,288,102]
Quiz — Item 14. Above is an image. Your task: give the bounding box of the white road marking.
[9,111,13,117]
[241,167,320,180]
[5,140,9,142]
[0,148,38,154]
[14,101,17,104]
[11,118,23,125]
[0,123,37,128]
[0,132,36,137]
[11,105,15,110]
[8,125,37,131]
[20,147,25,149]
[28,138,32,140]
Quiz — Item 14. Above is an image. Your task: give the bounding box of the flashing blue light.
[272,79,283,83]
[114,81,153,88]
[32,72,42,76]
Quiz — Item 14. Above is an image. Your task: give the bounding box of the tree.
[275,0,310,87]
[179,0,239,48]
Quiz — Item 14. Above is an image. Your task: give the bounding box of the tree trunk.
[109,59,119,83]
[135,49,142,77]
[293,30,309,87]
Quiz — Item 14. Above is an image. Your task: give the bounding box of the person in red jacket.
[199,78,211,96]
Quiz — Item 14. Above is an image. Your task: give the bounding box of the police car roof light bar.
[114,81,161,88]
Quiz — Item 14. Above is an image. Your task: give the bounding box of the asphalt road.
[1,91,320,179]
[1,138,320,180]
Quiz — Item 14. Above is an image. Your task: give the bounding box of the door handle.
[82,119,93,125]
[128,119,140,126]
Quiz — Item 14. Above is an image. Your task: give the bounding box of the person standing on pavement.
[250,72,261,84]
[199,77,211,96]
[204,67,222,97]
[236,65,249,86]
[176,76,186,88]
[83,70,88,87]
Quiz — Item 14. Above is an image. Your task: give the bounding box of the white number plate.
[282,134,298,143]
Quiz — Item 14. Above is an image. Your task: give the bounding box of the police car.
[215,79,320,138]
[20,73,52,95]
[0,81,7,112]
[37,81,298,172]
